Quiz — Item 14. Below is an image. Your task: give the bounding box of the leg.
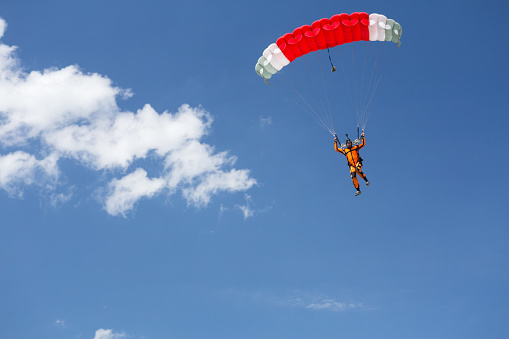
[350,166,360,190]
[356,162,368,182]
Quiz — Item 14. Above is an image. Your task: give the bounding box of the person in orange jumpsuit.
[334,133,370,196]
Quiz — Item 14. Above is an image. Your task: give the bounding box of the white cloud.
[0,65,124,146]
[238,204,254,219]
[54,319,66,328]
[46,104,208,170]
[218,203,228,219]
[49,189,74,207]
[260,116,272,127]
[93,329,126,339]
[286,293,365,312]
[182,168,256,207]
[0,151,59,197]
[236,194,255,219]
[103,168,166,217]
[0,17,256,216]
[305,299,363,311]
[0,19,6,39]
[218,288,368,313]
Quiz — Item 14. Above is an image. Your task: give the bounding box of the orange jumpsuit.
[334,137,368,190]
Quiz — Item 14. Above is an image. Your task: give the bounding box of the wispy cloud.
[93,329,127,339]
[0,17,256,217]
[286,293,366,312]
[235,194,255,219]
[259,116,272,127]
[218,203,229,220]
[232,194,274,220]
[102,168,166,217]
[54,319,66,328]
[304,299,364,311]
[0,151,59,197]
[49,189,74,207]
[237,204,255,219]
[218,288,368,313]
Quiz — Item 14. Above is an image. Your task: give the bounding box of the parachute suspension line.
[288,61,333,131]
[289,62,310,96]
[361,42,386,129]
[351,43,361,128]
[359,42,370,130]
[327,48,337,72]
[357,42,366,131]
[303,58,328,119]
[279,89,335,136]
[361,42,377,126]
[336,48,357,125]
[282,76,332,133]
[299,57,334,134]
[281,90,335,135]
[362,45,398,130]
[303,54,334,133]
[317,50,335,134]
[366,43,385,128]
[363,43,399,130]
[365,44,388,126]
[278,72,335,135]
[361,43,382,127]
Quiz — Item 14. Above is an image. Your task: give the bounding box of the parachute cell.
[255,12,402,81]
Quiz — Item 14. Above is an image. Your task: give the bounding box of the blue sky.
[0,0,508,338]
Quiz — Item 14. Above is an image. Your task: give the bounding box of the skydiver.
[334,132,370,196]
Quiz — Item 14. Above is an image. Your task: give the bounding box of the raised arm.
[354,133,365,150]
[334,138,344,154]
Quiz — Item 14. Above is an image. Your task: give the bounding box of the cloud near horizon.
[93,329,126,339]
[0,17,256,216]
[288,294,366,312]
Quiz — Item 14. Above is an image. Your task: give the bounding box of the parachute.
[255,12,402,136]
